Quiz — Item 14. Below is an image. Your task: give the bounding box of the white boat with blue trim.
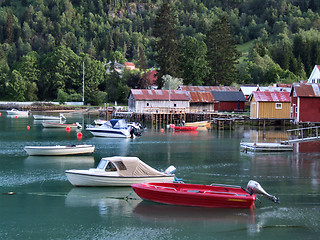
[86,119,137,138]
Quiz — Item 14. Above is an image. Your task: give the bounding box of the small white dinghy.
[65,156,176,187]
[7,108,29,116]
[33,113,66,121]
[24,144,95,156]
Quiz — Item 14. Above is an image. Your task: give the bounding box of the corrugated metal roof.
[131,89,189,101]
[252,91,290,102]
[178,85,238,92]
[188,91,214,103]
[293,83,320,97]
[211,91,246,102]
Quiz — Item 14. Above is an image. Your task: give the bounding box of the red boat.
[132,181,279,209]
[171,125,198,131]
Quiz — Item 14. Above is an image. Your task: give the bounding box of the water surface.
[0,112,319,239]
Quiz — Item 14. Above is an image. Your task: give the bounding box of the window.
[146,103,149,106]
[174,103,177,107]
[275,103,282,109]
[114,161,127,170]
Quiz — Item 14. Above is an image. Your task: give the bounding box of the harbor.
[1,111,320,239]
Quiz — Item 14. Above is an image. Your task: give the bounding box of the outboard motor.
[164,165,176,175]
[247,180,280,203]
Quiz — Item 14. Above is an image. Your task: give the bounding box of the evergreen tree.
[153,0,180,88]
[206,15,240,86]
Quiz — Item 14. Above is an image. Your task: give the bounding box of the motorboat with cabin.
[65,156,176,187]
[86,119,140,138]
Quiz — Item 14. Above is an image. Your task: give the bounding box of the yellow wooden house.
[249,91,291,119]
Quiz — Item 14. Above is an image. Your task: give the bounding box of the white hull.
[240,142,293,152]
[24,145,95,156]
[33,115,61,120]
[65,171,175,187]
[7,109,29,116]
[42,122,80,128]
[87,127,131,138]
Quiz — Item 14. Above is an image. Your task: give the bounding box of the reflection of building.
[249,91,291,119]
[290,83,320,122]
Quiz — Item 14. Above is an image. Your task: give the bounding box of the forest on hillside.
[1,0,320,104]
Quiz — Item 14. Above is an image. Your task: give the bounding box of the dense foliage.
[1,0,320,104]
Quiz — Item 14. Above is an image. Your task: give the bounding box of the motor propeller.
[247,180,280,203]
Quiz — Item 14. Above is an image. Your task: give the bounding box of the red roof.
[188,91,214,103]
[178,85,238,92]
[142,70,158,86]
[130,89,189,101]
[291,83,320,97]
[252,91,290,102]
[125,62,135,67]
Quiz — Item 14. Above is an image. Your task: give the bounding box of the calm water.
[0,111,320,239]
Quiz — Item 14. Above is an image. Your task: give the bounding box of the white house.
[128,89,190,113]
[308,65,320,83]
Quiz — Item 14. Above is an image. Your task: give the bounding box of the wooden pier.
[282,126,320,144]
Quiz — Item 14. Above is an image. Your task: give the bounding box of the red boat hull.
[132,182,256,208]
[173,126,198,131]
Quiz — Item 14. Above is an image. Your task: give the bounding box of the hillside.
[0,0,320,104]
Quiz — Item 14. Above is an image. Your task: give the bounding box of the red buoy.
[27,126,30,130]
[66,126,71,132]
[77,132,83,139]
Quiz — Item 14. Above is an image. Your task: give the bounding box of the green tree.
[206,15,240,86]
[7,70,26,101]
[180,36,208,86]
[153,0,181,88]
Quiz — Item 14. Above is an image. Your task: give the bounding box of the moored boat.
[33,113,66,121]
[24,144,95,156]
[65,156,176,187]
[86,119,138,138]
[7,108,29,116]
[42,121,82,128]
[171,125,198,131]
[185,121,211,128]
[132,180,279,208]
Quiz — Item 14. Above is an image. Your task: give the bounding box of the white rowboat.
[24,144,95,156]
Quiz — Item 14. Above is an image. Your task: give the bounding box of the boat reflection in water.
[133,201,255,224]
[65,187,141,217]
[24,155,95,169]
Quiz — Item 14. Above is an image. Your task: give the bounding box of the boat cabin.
[96,156,170,177]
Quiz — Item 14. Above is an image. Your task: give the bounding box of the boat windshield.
[110,119,128,129]
[97,160,107,170]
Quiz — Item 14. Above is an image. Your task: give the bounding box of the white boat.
[24,144,95,156]
[7,108,29,116]
[42,121,82,128]
[65,156,176,187]
[240,142,293,152]
[86,119,136,138]
[184,121,211,128]
[33,113,66,120]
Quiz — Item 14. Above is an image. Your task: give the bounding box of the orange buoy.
[66,126,71,132]
[77,132,83,139]
[27,126,30,130]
